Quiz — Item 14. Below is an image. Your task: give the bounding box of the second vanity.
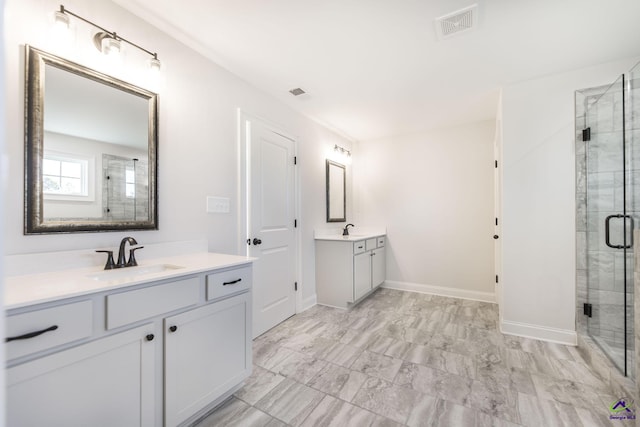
[4,250,253,427]
[315,229,386,308]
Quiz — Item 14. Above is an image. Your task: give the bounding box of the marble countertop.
[5,252,254,310]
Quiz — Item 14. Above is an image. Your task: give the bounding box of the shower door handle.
[605,214,634,249]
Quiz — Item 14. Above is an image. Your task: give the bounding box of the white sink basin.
[87,264,185,281]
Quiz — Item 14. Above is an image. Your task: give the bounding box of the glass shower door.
[585,73,635,377]
[624,61,640,378]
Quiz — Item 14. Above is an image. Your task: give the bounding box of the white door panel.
[260,141,289,227]
[244,116,297,338]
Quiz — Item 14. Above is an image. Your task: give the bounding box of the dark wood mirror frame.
[326,159,346,223]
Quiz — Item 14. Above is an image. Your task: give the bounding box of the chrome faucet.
[343,224,355,236]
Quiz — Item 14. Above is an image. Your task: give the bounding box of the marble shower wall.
[102,154,149,221]
[636,229,640,405]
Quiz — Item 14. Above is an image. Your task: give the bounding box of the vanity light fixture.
[55,5,161,71]
[53,8,70,30]
[334,144,351,157]
[93,32,121,57]
[149,55,161,72]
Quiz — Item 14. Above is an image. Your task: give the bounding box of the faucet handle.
[95,250,116,270]
[126,246,144,267]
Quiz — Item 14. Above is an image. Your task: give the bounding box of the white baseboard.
[299,294,317,313]
[383,280,496,303]
[501,320,577,346]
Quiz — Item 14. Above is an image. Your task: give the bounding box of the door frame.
[494,96,504,324]
[237,109,302,314]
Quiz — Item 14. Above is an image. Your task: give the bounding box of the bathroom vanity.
[315,231,386,308]
[4,252,253,427]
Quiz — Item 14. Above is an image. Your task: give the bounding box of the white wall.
[0,0,6,423]
[500,56,640,344]
[3,0,353,306]
[354,121,496,301]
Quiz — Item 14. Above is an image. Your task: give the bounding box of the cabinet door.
[7,324,156,427]
[165,292,252,426]
[372,247,386,288]
[354,252,372,301]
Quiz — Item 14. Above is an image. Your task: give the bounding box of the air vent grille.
[435,4,477,40]
[289,88,306,96]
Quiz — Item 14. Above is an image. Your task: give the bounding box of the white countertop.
[314,231,385,242]
[5,252,254,310]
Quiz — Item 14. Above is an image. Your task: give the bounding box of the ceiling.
[114,0,640,141]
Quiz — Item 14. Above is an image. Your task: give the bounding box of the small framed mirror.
[24,45,158,234]
[326,159,346,222]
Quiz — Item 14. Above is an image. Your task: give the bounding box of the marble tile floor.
[194,288,633,427]
[590,335,635,379]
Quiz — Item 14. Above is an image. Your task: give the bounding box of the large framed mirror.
[326,159,346,222]
[24,45,158,234]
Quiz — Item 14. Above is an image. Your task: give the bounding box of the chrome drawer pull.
[222,278,242,286]
[6,325,58,342]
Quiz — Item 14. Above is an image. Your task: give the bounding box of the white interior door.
[243,116,297,338]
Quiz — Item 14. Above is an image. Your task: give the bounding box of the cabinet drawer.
[207,265,251,301]
[353,241,366,254]
[377,236,386,247]
[6,300,93,361]
[107,277,200,329]
[365,238,377,251]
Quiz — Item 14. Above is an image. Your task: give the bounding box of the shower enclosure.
[103,154,149,221]
[579,62,640,378]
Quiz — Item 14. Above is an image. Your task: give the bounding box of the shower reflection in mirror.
[41,129,148,222]
[103,155,148,221]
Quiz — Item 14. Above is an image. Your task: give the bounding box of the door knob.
[493,235,499,240]
[253,238,262,245]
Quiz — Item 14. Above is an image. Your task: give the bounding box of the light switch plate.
[206,196,230,213]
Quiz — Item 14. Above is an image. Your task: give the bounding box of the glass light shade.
[101,36,121,56]
[53,11,70,30]
[149,57,161,72]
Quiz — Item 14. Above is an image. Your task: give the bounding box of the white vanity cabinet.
[5,258,253,427]
[354,245,386,301]
[165,291,251,426]
[7,324,156,427]
[316,235,386,308]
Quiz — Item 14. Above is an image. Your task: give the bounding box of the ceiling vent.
[435,4,478,40]
[289,88,306,96]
